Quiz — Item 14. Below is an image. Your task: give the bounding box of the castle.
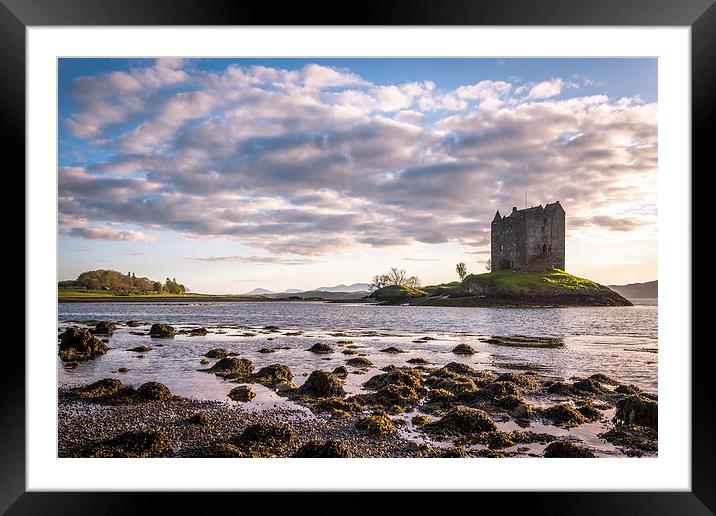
[490,202,565,272]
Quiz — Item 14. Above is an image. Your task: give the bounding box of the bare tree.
[370,268,421,289]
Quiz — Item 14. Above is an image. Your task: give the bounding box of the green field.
[58,288,212,300]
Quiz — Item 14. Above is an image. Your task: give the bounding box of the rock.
[263,326,280,332]
[307,343,333,354]
[58,327,108,362]
[363,369,423,391]
[541,404,588,428]
[93,321,117,335]
[296,371,345,397]
[126,320,142,327]
[356,413,396,436]
[543,440,595,458]
[615,384,641,395]
[572,378,609,394]
[425,406,498,436]
[575,401,603,421]
[426,388,454,403]
[407,357,429,365]
[346,357,373,368]
[117,367,129,373]
[615,395,658,429]
[70,378,123,399]
[258,348,276,353]
[136,382,172,401]
[85,429,170,458]
[149,323,176,338]
[546,381,574,395]
[231,423,296,456]
[361,384,420,413]
[200,358,210,365]
[128,346,152,352]
[332,366,349,378]
[204,348,228,359]
[251,364,293,386]
[589,373,619,385]
[315,397,363,416]
[201,357,254,378]
[275,381,298,393]
[228,385,256,402]
[380,346,405,354]
[293,440,353,458]
[188,327,208,336]
[495,372,535,389]
[452,344,477,355]
[483,381,521,398]
[187,413,211,425]
[411,414,432,427]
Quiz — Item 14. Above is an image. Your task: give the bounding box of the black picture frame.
[4,0,707,513]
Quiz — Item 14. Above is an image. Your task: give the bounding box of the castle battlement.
[491,201,565,271]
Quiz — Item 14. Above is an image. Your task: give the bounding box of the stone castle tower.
[490,202,565,272]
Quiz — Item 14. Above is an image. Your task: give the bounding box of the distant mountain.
[607,280,657,299]
[244,287,274,295]
[315,283,371,293]
[282,289,303,294]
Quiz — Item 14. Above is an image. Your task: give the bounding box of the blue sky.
[58,58,657,293]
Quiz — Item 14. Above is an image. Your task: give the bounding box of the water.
[58,300,657,400]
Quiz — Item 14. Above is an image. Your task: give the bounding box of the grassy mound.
[462,269,599,292]
[369,285,427,301]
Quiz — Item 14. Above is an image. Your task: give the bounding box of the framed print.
[6,0,709,512]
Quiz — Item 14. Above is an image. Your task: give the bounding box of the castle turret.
[492,210,502,223]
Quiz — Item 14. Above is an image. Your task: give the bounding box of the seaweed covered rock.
[136,381,172,401]
[70,378,123,399]
[546,381,574,396]
[495,372,535,389]
[93,321,117,335]
[187,413,211,425]
[356,413,396,436]
[251,364,293,386]
[332,366,349,378]
[426,388,455,403]
[204,348,228,359]
[380,346,406,354]
[346,357,373,368]
[575,401,603,422]
[228,385,256,402]
[541,404,588,428]
[201,357,254,378]
[149,323,176,338]
[363,368,423,392]
[572,377,609,394]
[84,429,170,458]
[615,395,658,429]
[232,423,297,455]
[297,371,345,398]
[293,440,353,458]
[315,397,363,416]
[128,346,152,352]
[615,384,641,396]
[407,357,429,365]
[307,343,333,354]
[411,414,432,427]
[188,327,208,336]
[452,344,477,355]
[425,406,498,437]
[543,440,595,458]
[599,425,658,457]
[58,327,108,362]
[361,384,421,413]
[483,381,521,398]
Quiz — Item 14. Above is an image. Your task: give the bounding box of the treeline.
[59,269,187,294]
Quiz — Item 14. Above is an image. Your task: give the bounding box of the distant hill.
[607,280,658,299]
[244,287,275,295]
[315,283,371,293]
[283,289,303,294]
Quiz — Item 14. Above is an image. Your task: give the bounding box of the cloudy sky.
[58,58,657,293]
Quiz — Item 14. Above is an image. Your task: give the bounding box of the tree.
[456,262,467,281]
[370,268,421,289]
[485,259,492,272]
[152,281,163,292]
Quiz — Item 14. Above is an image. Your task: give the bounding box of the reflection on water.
[58,300,657,403]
